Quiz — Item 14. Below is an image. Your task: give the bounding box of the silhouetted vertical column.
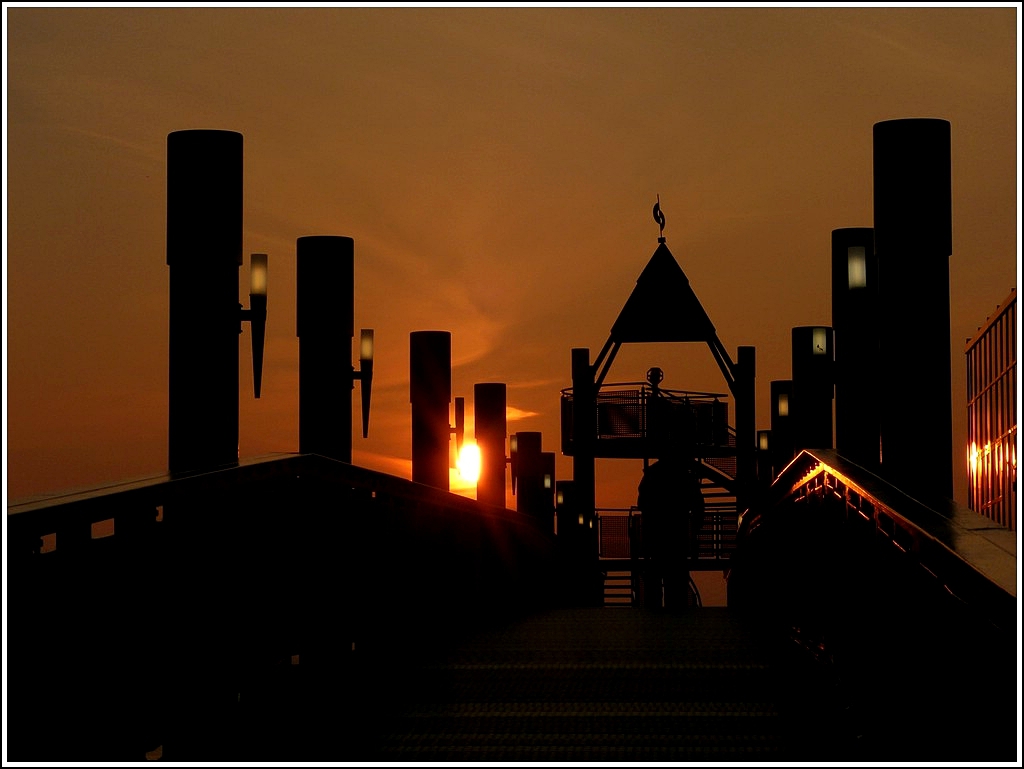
[474,382,507,507]
[167,129,243,474]
[514,431,543,517]
[832,227,880,470]
[542,451,557,527]
[410,331,451,490]
[770,380,794,475]
[791,326,834,450]
[874,118,953,498]
[735,345,756,511]
[756,430,773,485]
[297,236,354,463]
[571,348,596,530]
[555,480,576,536]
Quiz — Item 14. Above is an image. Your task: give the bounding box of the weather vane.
[653,194,666,243]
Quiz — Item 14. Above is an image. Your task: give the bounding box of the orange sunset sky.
[4,5,1019,511]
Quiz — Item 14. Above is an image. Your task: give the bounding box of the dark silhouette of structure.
[410,330,453,490]
[561,207,753,606]
[790,325,834,451]
[297,235,373,463]
[473,382,508,507]
[168,130,252,474]
[874,118,954,499]
[832,227,879,471]
[6,118,1017,764]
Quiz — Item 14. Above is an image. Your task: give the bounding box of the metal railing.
[560,383,732,458]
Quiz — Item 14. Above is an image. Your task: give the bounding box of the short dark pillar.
[410,331,452,490]
[474,383,507,507]
[297,236,354,463]
[167,129,243,474]
[570,348,596,529]
[735,345,756,511]
[513,431,544,517]
[874,118,953,498]
[832,227,880,471]
[791,326,835,451]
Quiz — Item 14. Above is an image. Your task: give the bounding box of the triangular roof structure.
[609,241,716,344]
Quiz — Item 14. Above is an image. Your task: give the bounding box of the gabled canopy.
[609,242,716,344]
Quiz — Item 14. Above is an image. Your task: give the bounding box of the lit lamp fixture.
[776,392,789,417]
[812,327,829,356]
[353,329,374,437]
[240,253,268,398]
[757,430,771,452]
[847,246,867,289]
[449,396,465,460]
[509,433,519,493]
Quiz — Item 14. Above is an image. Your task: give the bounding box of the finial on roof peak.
[653,195,666,244]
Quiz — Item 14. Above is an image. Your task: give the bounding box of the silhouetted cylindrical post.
[474,383,507,507]
[832,227,880,470]
[555,480,577,536]
[570,348,597,531]
[735,345,756,512]
[756,430,773,485]
[410,331,452,490]
[167,129,243,474]
[514,431,543,517]
[296,236,354,463]
[874,118,953,498]
[791,326,835,451]
[542,450,557,528]
[770,380,794,476]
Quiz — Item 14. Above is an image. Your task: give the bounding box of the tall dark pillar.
[410,331,452,490]
[570,348,596,530]
[296,236,354,463]
[874,118,953,498]
[791,326,835,451]
[474,382,507,507]
[167,130,243,474]
[770,379,794,476]
[735,345,756,512]
[832,227,880,470]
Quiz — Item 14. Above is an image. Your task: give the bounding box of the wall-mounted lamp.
[776,392,789,417]
[239,253,268,398]
[451,396,465,455]
[757,430,771,452]
[509,433,519,494]
[353,328,374,437]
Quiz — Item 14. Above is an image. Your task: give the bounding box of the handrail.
[739,448,1016,631]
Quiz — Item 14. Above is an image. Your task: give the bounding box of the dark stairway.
[358,607,850,762]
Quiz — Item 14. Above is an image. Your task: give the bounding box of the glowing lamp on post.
[509,433,519,494]
[241,253,268,399]
[758,430,770,452]
[776,392,789,418]
[353,329,374,437]
[812,327,828,356]
[847,246,867,289]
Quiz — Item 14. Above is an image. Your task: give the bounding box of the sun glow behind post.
[457,442,482,485]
